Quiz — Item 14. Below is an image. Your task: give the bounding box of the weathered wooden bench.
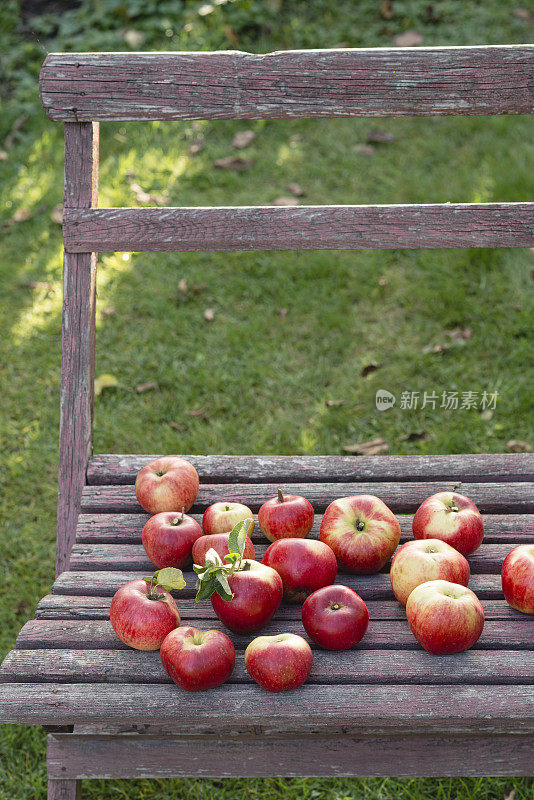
[1,45,534,799]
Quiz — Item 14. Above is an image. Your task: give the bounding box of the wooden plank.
[87,453,534,485]
[39,47,534,122]
[2,682,534,731]
[67,541,515,573]
[63,203,534,253]
[4,648,534,687]
[14,618,534,652]
[47,780,80,800]
[56,121,99,577]
[34,595,522,622]
[52,570,506,599]
[46,731,534,777]
[75,512,534,545]
[80,481,534,514]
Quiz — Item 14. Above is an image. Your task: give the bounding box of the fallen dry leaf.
[224,25,239,47]
[233,130,256,149]
[480,410,493,421]
[19,281,54,292]
[422,341,451,355]
[395,30,424,47]
[380,0,394,19]
[446,326,472,341]
[188,141,204,155]
[186,408,209,418]
[135,381,158,394]
[273,196,299,206]
[326,399,344,407]
[94,373,119,397]
[11,208,32,223]
[178,278,188,293]
[51,205,63,225]
[514,8,531,20]
[213,156,252,170]
[378,276,388,286]
[122,29,146,48]
[354,144,375,157]
[129,182,152,203]
[286,182,305,197]
[169,421,186,432]
[193,282,207,293]
[504,790,516,800]
[280,308,288,319]
[0,150,7,161]
[102,306,116,317]
[343,438,389,455]
[401,431,427,442]
[289,134,302,144]
[361,363,382,378]
[507,440,532,453]
[367,129,395,144]
[204,308,215,322]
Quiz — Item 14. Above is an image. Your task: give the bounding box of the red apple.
[320,495,400,574]
[110,579,180,651]
[258,489,314,542]
[192,531,255,566]
[135,456,199,514]
[412,491,484,556]
[203,502,254,535]
[245,633,313,692]
[142,510,203,569]
[502,545,534,614]
[211,560,283,634]
[302,585,369,650]
[406,580,484,654]
[160,626,235,691]
[262,539,337,602]
[390,538,470,606]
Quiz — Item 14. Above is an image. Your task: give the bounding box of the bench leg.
[48,779,81,800]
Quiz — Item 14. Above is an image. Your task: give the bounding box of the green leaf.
[154,567,186,591]
[204,548,223,567]
[227,518,251,558]
[195,574,217,602]
[214,573,234,601]
[224,552,241,565]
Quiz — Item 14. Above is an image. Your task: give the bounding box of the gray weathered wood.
[14,618,533,652]
[75,511,534,545]
[87,453,534,485]
[2,683,534,731]
[80,481,534,514]
[56,121,98,576]
[46,731,534,777]
[47,780,81,800]
[39,47,534,123]
[63,203,534,253]
[4,648,534,687]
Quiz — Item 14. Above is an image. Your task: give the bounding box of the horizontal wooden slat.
[40,47,534,122]
[81,481,534,514]
[75,512,534,545]
[63,203,534,253]
[46,731,534,778]
[2,682,534,731]
[34,595,521,622]
[87,453,534,485]
[14,618,533,652]
[3,648,533,687]
[52,570,505,599]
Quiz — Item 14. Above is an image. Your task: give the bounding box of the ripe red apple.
[160,626,235,691]
[412,491,484,556]
[258,489,314,542]
[502,545,534,614]
[192,531,255,566]
[135,456,199,514]
[320,495,400,574]
[211,560,283,634]
[262,539,337,602]
[302,585,369,650]
[142,511,203,569]
[203,502,254,535]
[406,580,484,654]
[110,579,180,651]
[390,538,470,606]
[245,633,313,692]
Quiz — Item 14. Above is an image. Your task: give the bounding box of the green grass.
[0,0,533,797]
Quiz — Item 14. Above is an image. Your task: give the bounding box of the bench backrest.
[39,46,534,574]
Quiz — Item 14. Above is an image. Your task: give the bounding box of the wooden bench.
[1,46,534,799]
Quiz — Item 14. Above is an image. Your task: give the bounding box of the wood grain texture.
[14,618,533,652]
[47,780,80,800]
[63,203,534,253]
[51,570,505,599]
[87,452,534,485]
[4,648,534,686]
[46,732,534,777]
[39,47,534,122]
[80,481,534,514]
[74,511,534,545]
[2,682,534,730]
[56,122,98,576]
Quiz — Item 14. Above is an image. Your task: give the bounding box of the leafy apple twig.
[193,518,252,603]
[142,567,186,600]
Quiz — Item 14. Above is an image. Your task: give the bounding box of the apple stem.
[356,519,365,532]
[277,488,284,503]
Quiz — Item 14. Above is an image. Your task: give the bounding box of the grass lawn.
[0,0,533,797]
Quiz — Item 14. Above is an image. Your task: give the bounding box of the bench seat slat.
[1,682,533,730]
[40,47,534,123]
[2,648,533,686]
[81,481,534,514]
[87,453,534,485]
[15,618,534,652]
